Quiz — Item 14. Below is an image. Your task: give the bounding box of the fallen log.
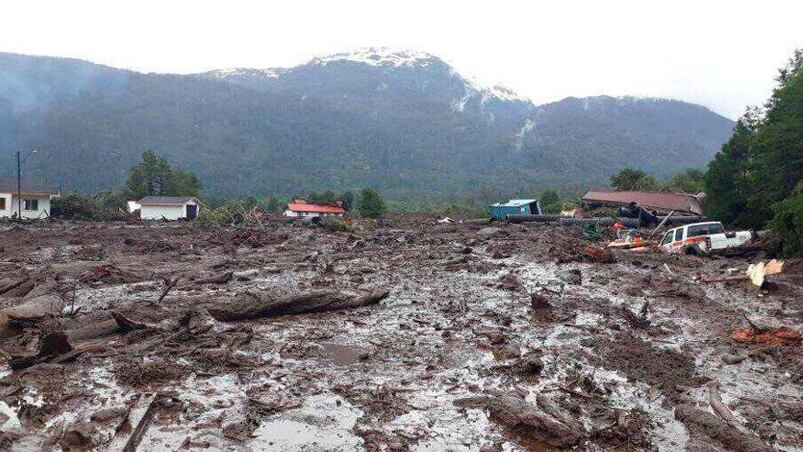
[708,382,739,426]
[9,331,73,370]
[674,405,772,452]
[454,395,585,448]
[65,319,121,342]
[106,392,160,452]
[206,290,390,322]
[0,278,33,298]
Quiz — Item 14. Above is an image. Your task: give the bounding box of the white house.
[137,196,200,220]
[283,198,346,218]
[0,178,59,219]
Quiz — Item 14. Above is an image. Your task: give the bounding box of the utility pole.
[16,150,21,221]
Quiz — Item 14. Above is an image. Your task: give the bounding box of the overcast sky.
[3,0,802,119]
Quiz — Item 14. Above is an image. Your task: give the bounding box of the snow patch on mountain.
[514,118,536,150]
[487,85,530,103]
[309,47,436,68]
[205,67,284,79]
[447,68,532,113]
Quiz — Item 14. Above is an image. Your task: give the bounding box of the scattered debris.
[0,217,798,451]
[455,395,585,448]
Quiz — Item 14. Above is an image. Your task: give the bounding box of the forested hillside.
[0,50,734,200]
[705,49,803,255]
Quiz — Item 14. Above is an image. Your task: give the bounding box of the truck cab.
[660,221,752,254]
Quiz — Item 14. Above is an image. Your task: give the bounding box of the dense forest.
[704,49,803,255]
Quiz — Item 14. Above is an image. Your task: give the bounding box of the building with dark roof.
[0,177,60,219]
[581,190,703,215]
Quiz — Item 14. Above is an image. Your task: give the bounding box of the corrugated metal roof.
[582,190,702,214]
[286,203,346,214]
[490,199,538,207]
[139,196,197,206]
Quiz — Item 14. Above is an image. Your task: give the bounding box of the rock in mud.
[581,245,615,264]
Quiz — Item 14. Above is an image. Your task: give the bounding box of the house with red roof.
[283,198,346,218]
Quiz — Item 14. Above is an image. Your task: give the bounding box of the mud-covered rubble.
[0,217,801,451]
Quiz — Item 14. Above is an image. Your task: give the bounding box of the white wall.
[283,209,343,218]
[141,205,186,220]
[0,193,52,219]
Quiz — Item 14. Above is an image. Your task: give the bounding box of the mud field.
[0,216,801,451]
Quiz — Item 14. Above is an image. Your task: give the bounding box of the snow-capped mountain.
[197,47,534,131]
[0,50,734,199]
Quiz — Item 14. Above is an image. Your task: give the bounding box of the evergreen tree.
[540,190,560,213]
[340,191,355,211]
[703,48,803,254]
[609,168,659,191]
[126,151,203,199]
[358,188,386,219]
[126,150,173,198]
[666,168,705,194]
[168,170,203,197]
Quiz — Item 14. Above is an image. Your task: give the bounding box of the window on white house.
[24,199,39,211]
[0,198,5,210]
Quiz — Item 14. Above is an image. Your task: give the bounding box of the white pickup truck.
[659,221,752,254]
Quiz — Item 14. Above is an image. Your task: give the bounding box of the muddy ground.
[0,216,801,451]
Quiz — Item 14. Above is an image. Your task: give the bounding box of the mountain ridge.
[0,50,735,201]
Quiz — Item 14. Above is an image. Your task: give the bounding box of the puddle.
[321,343,366,366]
[249,394,362,451]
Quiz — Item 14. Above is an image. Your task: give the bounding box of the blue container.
[489,199,541,220]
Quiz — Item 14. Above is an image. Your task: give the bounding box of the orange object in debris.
[612,222,626,233]
[731,327,801,346]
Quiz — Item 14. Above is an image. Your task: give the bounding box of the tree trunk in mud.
[206,290,390,322]
[454,395,585,448]
[65,319,121,342]
[674,405,773,452]
[0,282,64,337]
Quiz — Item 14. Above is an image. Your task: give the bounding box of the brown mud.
[0,216,800,451]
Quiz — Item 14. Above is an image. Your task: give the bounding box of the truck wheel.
[684,244,706,256]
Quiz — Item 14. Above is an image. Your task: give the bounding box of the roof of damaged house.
[0,177,59,195]
[582,190,703,214]
[286,202,346,214]
[138,196,198,206]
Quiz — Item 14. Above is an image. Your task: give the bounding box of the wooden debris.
[206,290,390,322]
[106,393,160,452]
[454,395,585,448]
[708,382,739,426]
[674,405,773,452]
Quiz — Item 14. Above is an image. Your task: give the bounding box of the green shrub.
[770,185,803,256]
[51,192,99,220]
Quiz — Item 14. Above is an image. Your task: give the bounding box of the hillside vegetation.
[0,50,733,201]
[705,49,803,255]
